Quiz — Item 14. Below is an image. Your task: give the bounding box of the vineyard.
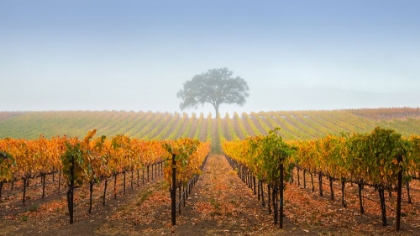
[1,108,420,151]
[1,107,420,235]
[0,130,210,232]
[223,126,420,230]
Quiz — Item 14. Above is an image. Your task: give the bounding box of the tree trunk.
[147,166,150,182]
[186,181,189,200]
[89,181,94,214]
[178,184,182,214]
[378,185,387,226]
[42,174,46,199]
[253,176,256,195]
[137,169,140,187]
[123,171,126,195]
[303,169,306,189]
[280,163,284,228]
[183,183,186,207]
[58,169,61,194]
[258,180,261,200]
[319,172,323,196]
[214,104,220,119]
[268,185,272,214]
[171,154,176,225]
[248,171,252,189]
[273,186,278,224]
[311,172,314,192]
[261,181,265,207]
[103,178,108,206]
[67,156,75,224]
[406,181,412,204]
[396,158,403,231]
[0,181,3,199]
[341,178,347,207]
[67,187,73,224]
[11,175,14,190]
[329,176,334,201]
[114,174,118,199]
[358,182,364,214]
[131,170,134,190]
[297,167,300,186]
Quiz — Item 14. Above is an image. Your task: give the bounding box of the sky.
[1,0,419,116]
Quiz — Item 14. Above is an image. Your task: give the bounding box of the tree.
[177,68,249,117]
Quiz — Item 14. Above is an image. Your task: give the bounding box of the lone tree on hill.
[177,68,249,118]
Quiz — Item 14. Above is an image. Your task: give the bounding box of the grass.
[210,197,220,210]
[27,204,39,212]
[117,205,128,211]
[19,215,29,222]
[136,190,153,206]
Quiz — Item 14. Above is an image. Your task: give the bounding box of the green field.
[1,108,420,151]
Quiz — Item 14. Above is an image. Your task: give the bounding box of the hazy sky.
[1,0,419,115]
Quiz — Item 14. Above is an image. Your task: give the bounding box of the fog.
[1,1,419,116]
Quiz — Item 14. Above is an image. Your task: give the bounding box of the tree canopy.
[177,68,249,117]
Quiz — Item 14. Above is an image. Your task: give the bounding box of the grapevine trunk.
[318,172,323,197]
[406,181,412,204]
[89,181,94,214]
[329,176,334,201]
[103,178,108,206]
[378,185,387,226]
[358,182,364,214]
[341,178,347,207]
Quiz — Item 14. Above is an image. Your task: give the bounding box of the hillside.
[0,108,419,151]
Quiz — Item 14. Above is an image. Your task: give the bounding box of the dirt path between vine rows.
[164,154,317,235]
[93,155,318,235]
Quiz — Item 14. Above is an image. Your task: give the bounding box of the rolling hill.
[1,108,419,151]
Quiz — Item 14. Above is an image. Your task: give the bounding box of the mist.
[1,1,419,114]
